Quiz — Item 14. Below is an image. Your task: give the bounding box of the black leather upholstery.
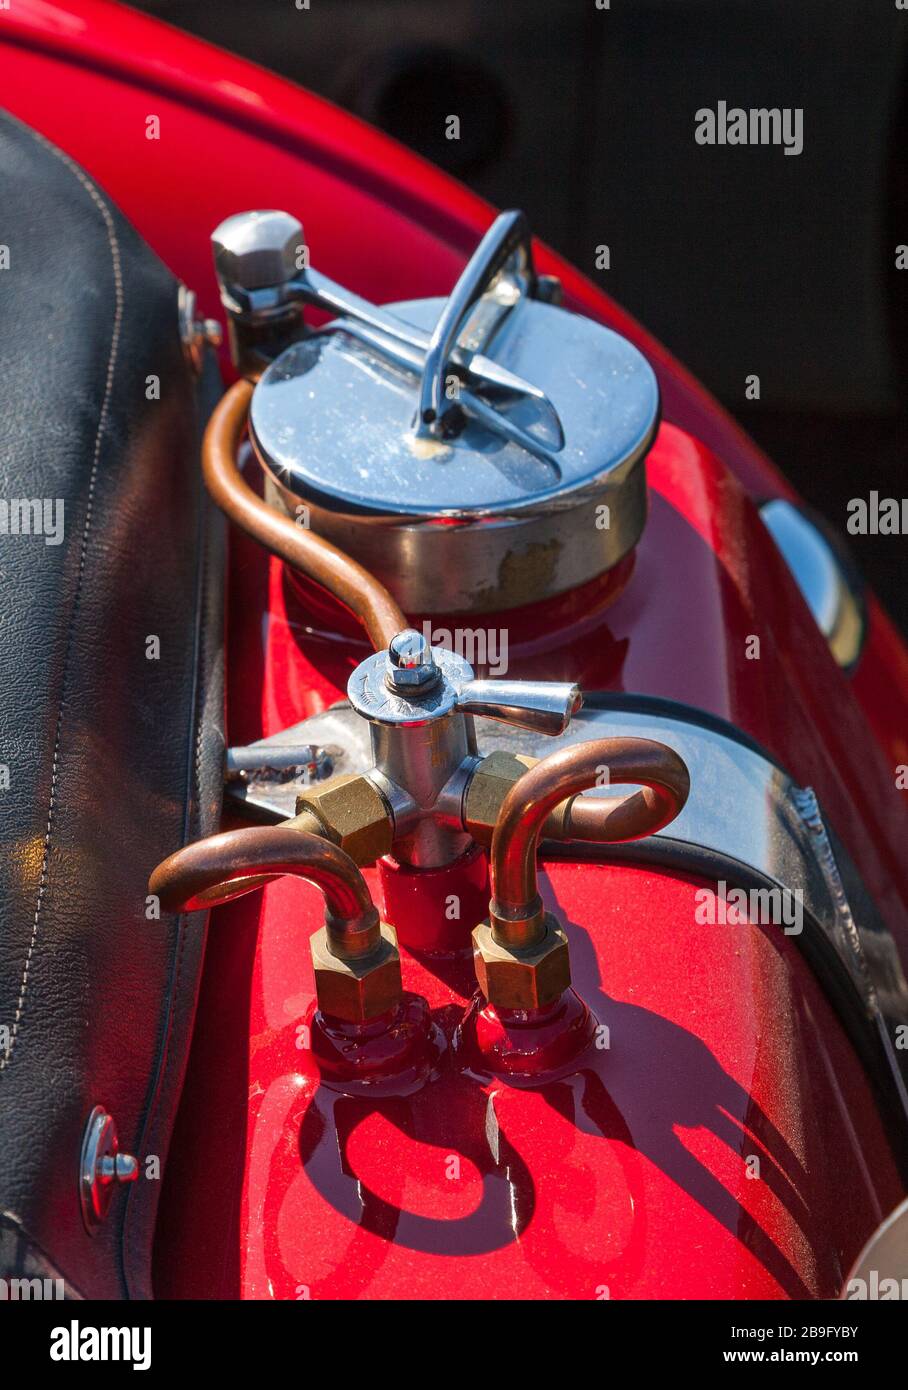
[0,112,224,1298]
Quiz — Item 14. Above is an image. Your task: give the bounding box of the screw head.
[211,209,305,291]
[386,629,439,691]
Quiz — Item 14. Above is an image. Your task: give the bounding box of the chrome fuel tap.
[336,629,582,868]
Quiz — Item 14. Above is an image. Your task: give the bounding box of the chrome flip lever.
[414,210,540,440]
[298,263,565,452]
[211,208,565,452]
[455,679,581,736]
[319,317,563,469]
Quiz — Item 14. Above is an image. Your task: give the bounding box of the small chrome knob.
[80,1107,139,1232]
[385,629,440,692]
[212,209,305,294]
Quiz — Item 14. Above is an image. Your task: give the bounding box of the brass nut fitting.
[310,921,402,1023]
[463,751,537,845]
[472,912,571,1011]
[295,774,393,865]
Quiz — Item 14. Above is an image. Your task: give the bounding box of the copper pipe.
[149,825,380,958]
[491,737,690,947]
[545,750,690,846]
[204,379,406,651]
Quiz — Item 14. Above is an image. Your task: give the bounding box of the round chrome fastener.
[80,1107,139,1233]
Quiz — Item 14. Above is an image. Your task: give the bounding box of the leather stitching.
[0,131,124,1075]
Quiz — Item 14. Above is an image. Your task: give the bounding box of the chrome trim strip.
[760,499,867,671]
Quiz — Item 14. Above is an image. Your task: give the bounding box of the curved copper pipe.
[491,737,690,947]
[204,379,406,651]
[149,825,380,957]
[545,756,690,846]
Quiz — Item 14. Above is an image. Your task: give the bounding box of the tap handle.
[455,679,581,736]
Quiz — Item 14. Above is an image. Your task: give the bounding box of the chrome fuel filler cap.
[214,208,660,614]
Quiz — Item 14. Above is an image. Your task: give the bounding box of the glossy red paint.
[154,860,902,1300]
[151,419,908,1299]
[309,996,445,1093]
[458,989,600,1083]
[378,847,490,955]
[7,0,908,1298]
[853,596,908,778]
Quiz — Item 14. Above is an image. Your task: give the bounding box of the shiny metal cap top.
[250,295,658,519]
[246,210,659,613]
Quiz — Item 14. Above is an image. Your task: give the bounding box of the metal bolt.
[99,1153,140,1184]
[211,209,305,292]
[385,629,440,692]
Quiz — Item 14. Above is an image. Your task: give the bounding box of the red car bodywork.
[3,0,906,1298]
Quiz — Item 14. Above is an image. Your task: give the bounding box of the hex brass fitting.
[310,920,402,1023]
[463,751,537,845]
[295,773,393,865]
[472,912,570,1011]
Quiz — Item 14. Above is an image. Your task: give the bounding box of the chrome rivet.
[80,1106,139,1233]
